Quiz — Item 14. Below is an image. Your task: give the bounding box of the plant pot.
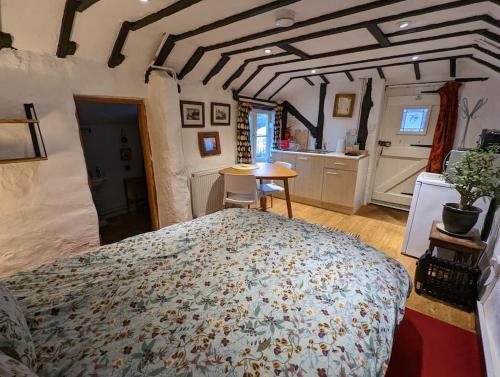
[442,203,482,234]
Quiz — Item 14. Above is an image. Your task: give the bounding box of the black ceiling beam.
[474,44,500,60]
[237,67,264,93]
[376,67,386,79]
[202,55,231,85]
[269,79,292,100]
[153,0,299,67]
[315,83,328,149]
[450,58,457,77]
[57,0,80,58]
[251,44,474,97]
[280,44,310,58]
[242,29,489,90]
[177,47,205,79]
[254,74,279,98]
[291,54,471,80]
[76,0,100,12]
[282,101,318,138]
[0,32,13,49]
[304,77,315,86]
[108,0,202,68]
[367,24,391,47]
[222,0,490,57]
[320,74,330,84]
[413,62,421,80]
[470,56,500,73]
[345,71,354,82]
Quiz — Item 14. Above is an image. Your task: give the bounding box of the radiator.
[190,168,225,218]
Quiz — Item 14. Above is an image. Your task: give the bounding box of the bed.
[1,209,411,377]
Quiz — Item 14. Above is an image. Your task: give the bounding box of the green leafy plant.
[444,145,499,209]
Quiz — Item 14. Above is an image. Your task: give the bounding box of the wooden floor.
[268,198,476,333]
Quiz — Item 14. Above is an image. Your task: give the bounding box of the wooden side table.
[428,220,486,266]
[415,221,486,311]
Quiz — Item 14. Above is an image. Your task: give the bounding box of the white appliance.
[402,172,490,258]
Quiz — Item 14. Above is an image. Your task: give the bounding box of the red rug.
[387,308,483,377]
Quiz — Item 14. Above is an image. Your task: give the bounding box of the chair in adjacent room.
[223,174,262,209]
[260,161,292,208]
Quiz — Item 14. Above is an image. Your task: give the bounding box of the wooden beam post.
[57,0,79,58]
[320,74,330,84]
[413,62,421,80]
[304,77,315,86]
[376,67,386,79]
[367,24,391,47]
[283,101,318,138]
[0,32,13,49]
[357,78,373,150]
[315,83,327,149]
[450,57,457,77]
[345,71,354,81]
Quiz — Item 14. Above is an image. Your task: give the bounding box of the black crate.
[414,251,480,312]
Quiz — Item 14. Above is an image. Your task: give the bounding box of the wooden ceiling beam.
[222,1,491,56]
[254,74,279,98]
[202,55,230,85]
[469,56,500,73]
[250,44,474,97]
[279,44,310,59]
[108,0,202,68]
[345,71,354,81]
[76,0,100,12]
[153,0,299,67]
[376,67,386,80]
[450,57,457,77]
[367,24,391,47]
[240,29,491,90]
[0,32,13,49]
[304,77,315,86]
[413,62,421,80]
[268,79,292,101]
[320,74,330,84]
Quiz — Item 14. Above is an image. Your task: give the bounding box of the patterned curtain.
[273,104,284,149]
[426,81,462,173]
[236,102,253,163]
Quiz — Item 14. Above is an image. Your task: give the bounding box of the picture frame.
[180,100,205,128]
[198,132,221,157]
[333,93,356,118]
[211,102,231,125]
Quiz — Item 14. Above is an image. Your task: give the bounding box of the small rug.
[387,308,483,377]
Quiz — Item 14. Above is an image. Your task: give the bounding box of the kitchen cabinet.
[271,150,369,214]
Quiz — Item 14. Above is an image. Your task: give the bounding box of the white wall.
[179,79,237,174]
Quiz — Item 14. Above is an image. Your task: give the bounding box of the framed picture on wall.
[180,100,205,128]
[198,132,221,157]
[211,102,231,125]
[333,94,356,117]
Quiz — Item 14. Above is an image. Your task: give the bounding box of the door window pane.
[399,108,430,134]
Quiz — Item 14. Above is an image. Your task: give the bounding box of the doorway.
[250,109,274,162]
[74,96,158,244]
[371,86,440,209]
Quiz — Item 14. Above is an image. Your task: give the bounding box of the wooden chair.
[223,174,262,209]
[260,161,292,207]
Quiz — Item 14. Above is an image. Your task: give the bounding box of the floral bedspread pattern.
[2,209,410,377]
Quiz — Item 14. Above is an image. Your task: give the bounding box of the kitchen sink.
[296,149,335,154]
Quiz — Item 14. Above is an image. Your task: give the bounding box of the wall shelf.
[0,104,47,164]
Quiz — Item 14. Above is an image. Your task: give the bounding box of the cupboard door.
[294,156,324,200]
[322,168,356,207]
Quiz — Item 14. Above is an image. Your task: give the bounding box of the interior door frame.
[73,95,159,231]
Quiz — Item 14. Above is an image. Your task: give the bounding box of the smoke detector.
[275,10,295,27]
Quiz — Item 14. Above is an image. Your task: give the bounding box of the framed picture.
[333,94,356,117]
[198,132,221,157]
[180,100,205,128]
[211,102,231,125]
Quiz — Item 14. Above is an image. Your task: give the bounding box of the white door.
[250,110,274,162]
[371,88,440,209]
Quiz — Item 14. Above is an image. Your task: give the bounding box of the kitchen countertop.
[271,149,368,160]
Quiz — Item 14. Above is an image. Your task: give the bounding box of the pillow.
[0,284,36,369]
[0,353,39,377]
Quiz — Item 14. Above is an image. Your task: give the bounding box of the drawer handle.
[298,157,308,160]
[333,162,345,165]
[326,172,339,175]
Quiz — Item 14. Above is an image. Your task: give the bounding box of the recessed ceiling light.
[398,21,410,29]
[264,48,272,54]
[140,0,149,2]
[412,56,419,61]
[311,70,317,74]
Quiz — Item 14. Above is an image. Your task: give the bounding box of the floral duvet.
[2,209,411,377]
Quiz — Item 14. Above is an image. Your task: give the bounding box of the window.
[399,107,430,135]
[249,110,274,162]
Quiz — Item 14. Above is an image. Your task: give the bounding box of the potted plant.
[442,145,499,234]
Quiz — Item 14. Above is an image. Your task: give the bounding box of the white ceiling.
[1,0,499,99]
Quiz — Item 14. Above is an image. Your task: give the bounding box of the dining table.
[218,162,298,218]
